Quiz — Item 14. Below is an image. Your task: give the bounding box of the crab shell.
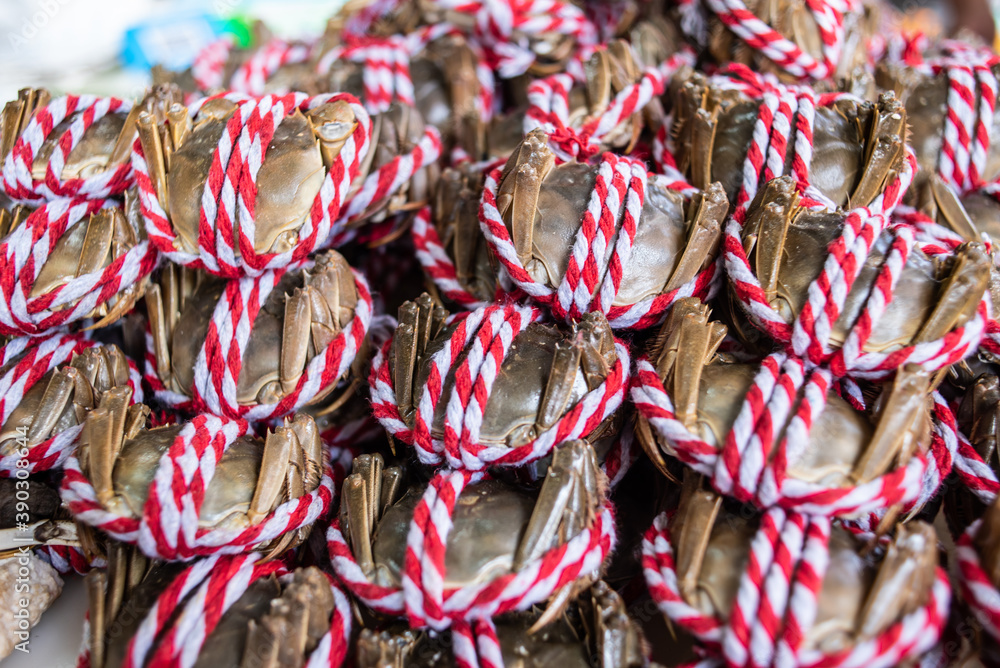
[355,581,644,668]
[668,488,939,656]
[139,94,364,259]
[147,250,361,409]
[388,295,622,451]
[697,0,874,82]
[738,177,991,356]
[495,130,728,316]
[672,76,907,210]
[339,443,606,605]
[97,561,335,668]
[877,60,1000,190]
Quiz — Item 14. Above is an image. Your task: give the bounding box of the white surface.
[1,574,87,668]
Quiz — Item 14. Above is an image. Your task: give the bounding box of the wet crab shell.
[61,412,335,561]
[726,177,991,378]
[327,467,616,629]
[0,333,142,477]
[144,251,373,422]
[369,300,630,470]
[642,507,949,666]
[478,132,729,330]
[0,197,157,336]
[631,348,958,518]
[87,556,351,668]
[0,92,137,204]
[132,91,373,278]
[680,0,873,82]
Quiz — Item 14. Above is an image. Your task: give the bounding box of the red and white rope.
[35,544,104,575]
[191,35,235,92]
[144,260,372,422]
[892,40,999,193]
[411,206,493,310]
[523,51,693,163]
[957,518,1000,642]
[631,351,952,518]
[1,95,135,204]
[642,509,950,667]
[229,39,315,96]
[709,68,988,378]
[76,554,352,668]
[328,468,615,666]
[60,413,335,561]
[480,154,718,329]
[369,302,629,470]
[0,197,158,336]
[326,123,443,247]
[0,332,142,477]
[676,0,857,81]
[133,92,372,278]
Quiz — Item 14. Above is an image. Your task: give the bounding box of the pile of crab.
[6,0,1000,666]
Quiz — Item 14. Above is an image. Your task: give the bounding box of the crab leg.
[26,368,82,444]
[281,288,313,396]
[664,183,728,294]
[851,95,906,209]
[858,522,937,637]
[915,242,991,343]
[743,177,796,305]
[672,472,723,603]
[538,339,583,431]
[852,365,931,483]
[137,111,169,208]
[86,569,108,668]
[393,301,420,419]
[144,284,173,387]
[514,440,600,570]
[690,108,718,192]
[929,175,980,240]
[248,429,294,524]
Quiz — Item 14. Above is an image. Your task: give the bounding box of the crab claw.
[356,628,418,668]
[496,130,555,265]
[851,94,906,210]
[82,386,134,508]
[513,440,604,570]
[281,288,313,396]
[670,471,723,604]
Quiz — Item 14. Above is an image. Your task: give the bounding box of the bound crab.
[643,473,948,666]
[631,298,955,518]
[0,195,159,335]
[478,129,729,330]
[83,548,352,668]
[670,70,909,210]
[328,443,617,665]
[132,91,372,277]
[0,333,140,477]
[61,393,335,561]
[144,249,372,421]
[673,0,873,82]
[523,39,672,162]
[0,86,183,204]
[369,295,630,470]
[727,176,991,377]
[355,580,644,667]
[876,40,1000,196]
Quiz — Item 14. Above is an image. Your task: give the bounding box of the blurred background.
[0,0,345,104]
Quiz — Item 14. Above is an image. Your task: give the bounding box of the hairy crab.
[145,250,367,418]
[671,74,908,209]
[332,443,614,638]
[374,295,628,468]
[633,298,947,516]
[85,548,345,668]
[648,473,944,662]
[733,177,991,368]
[65,392,330,560]
[134,91,368,273]
[482,129,728,329]
[354,580,644,667]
